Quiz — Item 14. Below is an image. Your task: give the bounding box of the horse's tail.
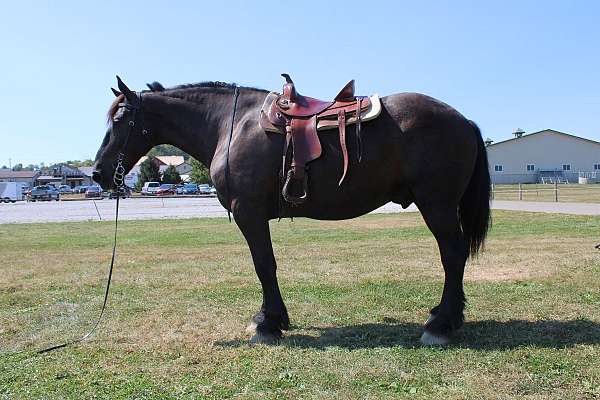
[459,120,491,257]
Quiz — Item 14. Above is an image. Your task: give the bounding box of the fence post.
[554,182,558,202]
[518,183,522,201]
[491,183,494,200]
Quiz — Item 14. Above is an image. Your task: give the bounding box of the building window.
[562,164,571,171]
[594,164,600,170]
[494,165,503,172]
[526,164,535,171]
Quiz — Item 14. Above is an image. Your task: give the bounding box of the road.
[1,198,599,224]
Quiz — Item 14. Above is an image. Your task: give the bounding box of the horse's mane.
[107,94,124,123]
[106,81,268,121]
[149,81,268,95]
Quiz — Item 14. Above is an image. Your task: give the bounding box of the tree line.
[4,144,211,189]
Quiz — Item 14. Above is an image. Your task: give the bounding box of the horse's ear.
[116,75,139,106]
[111,87,121,97]
[146,81,165,92]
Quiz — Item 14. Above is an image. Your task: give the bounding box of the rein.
[38,96,141,354]
[225,86,240,222]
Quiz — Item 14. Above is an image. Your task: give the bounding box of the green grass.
[1,211,599,399]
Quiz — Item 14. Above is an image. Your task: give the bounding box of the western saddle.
[261,74,379,205]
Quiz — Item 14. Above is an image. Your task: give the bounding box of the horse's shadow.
[217,318,600,350]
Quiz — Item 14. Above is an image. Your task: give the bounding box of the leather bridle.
[113,93,147,190]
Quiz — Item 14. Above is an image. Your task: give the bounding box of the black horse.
[93,76,491,345]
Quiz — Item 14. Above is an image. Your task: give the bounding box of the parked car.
[155,184,176,196]
[57,185,73,193]
[85,186,103,199]
[182,183,199,195]
[175,184,184,195]
[198,184,212,194]
[73,185,89,194]
[108,186,131,199]
[29,185,60,201]
[141,181,160,195]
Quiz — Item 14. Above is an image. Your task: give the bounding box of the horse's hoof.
[420,330,450,346]
[249,332,280,345]
[245,320,258,333]
[425,313,435,325]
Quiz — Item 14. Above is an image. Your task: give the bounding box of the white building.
[487,129,600,184]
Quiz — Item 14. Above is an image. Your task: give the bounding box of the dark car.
[182,183,199,195]
[73,185,89,194]
[57,185,73,193]
[155,184,176,196]
[85,186,103,199]
[108,186,132,199]
[29,185,60,201]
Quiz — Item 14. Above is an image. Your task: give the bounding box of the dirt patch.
[465,237,599,282]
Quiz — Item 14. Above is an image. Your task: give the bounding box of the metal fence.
[491,182,600,203]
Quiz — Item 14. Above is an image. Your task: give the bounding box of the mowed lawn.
[1,211,599,399]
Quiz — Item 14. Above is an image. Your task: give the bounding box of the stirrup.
[282,169,308,205]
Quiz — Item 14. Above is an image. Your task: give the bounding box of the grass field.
[492,183,600,203]
[1,211,599,399]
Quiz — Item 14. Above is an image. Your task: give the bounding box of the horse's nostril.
[92,170,102,183]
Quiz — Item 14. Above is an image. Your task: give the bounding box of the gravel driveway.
[1,197,598,224]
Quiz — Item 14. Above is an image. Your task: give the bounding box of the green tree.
[65,159,94,167]
[162,165,182,184]
[135,156,161,191]
[190,158,211,184]
[147,145,188,158]
[12,163,23,171]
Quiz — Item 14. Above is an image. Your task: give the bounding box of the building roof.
[0,170,40,179]
[488,129,600,147]
[135,155,185,166]
[78,166,94,177]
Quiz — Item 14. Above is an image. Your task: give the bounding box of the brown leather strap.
[338,110,348,186]
[282,125,292,181]
[356,97,363,162]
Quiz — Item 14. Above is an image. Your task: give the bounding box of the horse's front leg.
[234,211,289,343]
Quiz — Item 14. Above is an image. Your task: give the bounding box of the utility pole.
[8,158,11,169]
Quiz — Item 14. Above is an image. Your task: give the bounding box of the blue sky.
[1,1,599,166]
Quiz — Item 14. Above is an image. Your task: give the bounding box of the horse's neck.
[152,90,243,167]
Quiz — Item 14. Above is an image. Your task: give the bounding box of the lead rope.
[38,163,124,354]
[37,96,138,354]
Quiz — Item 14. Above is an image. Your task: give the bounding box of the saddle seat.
[260,74,382,205]
[276,73,355,117]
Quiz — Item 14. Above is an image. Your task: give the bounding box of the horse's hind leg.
[416,202,469,345]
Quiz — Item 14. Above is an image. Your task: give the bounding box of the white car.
[141,181,160,195]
